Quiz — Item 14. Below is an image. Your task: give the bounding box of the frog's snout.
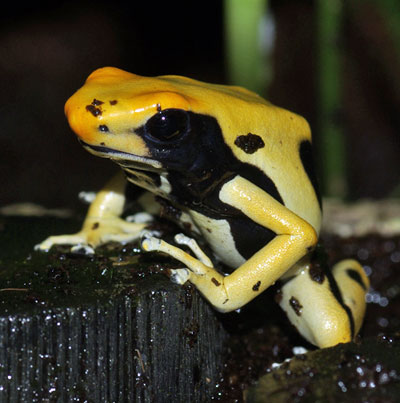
[64,93,94,143]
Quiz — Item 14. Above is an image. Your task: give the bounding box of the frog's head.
[65,67,274,174]
[65,67,307,200]
[65,67,203,173]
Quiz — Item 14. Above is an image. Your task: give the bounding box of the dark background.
[1,1,399,209]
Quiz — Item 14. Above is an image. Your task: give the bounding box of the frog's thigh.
[279,260,369,348]
[279,270,350,347]
[195,176,317,312]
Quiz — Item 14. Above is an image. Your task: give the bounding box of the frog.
[36,67,369,348]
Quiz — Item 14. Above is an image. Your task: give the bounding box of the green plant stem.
[316,0,347,197]
[224,0,268,93]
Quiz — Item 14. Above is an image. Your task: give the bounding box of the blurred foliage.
[224,0,400,199]
[224,0,269,93]
[316,0,346,197]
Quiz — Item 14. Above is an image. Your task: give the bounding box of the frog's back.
[159,76,322,234]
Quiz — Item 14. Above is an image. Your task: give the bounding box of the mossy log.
[0,216,227,402]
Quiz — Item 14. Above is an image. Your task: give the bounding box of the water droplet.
[379,297,389,307]
[338,380,348,393]
[390,252,400,263]
[377,317,389,327]
[357,248,369,260]
[356,366,364,376]
[363,265,372,276]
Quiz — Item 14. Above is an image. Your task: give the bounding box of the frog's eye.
[144,109,189,142]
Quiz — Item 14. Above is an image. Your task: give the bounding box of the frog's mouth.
[79,139,162,171]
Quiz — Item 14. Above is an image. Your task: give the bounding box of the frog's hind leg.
[278,258,369,348]
[330,259,370,338]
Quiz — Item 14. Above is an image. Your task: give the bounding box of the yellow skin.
[37,67,369,348]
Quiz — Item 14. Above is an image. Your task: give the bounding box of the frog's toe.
[140,229,162,240]
[126,212,154,224]
[170,268,191,284]
[34,242,52,252]
[70,244,95,255]
[174,233,213,266]
[141,234,162,252]
[35,234,87,252]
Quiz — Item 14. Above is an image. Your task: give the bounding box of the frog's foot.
[141,232,214,275]
[170,268,191,285]
[173,233,214,266]
[278,259,369,348]
[168,233,213,284]
[35,233,91,253]
[141,233,228,305]
[35,216,148,253]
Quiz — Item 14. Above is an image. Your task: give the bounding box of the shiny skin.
[37,67,369,347]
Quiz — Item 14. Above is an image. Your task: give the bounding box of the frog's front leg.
[143,176,369,348]
[144,175,318,312]
[36,172,149,252]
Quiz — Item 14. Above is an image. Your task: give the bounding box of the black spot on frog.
[234,133,265,154]
[289,296,303,316]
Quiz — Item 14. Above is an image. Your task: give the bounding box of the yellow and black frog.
[37,67,369,348]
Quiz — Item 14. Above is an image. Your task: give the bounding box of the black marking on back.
[346,269,367,291]
[137,112,283,261]
[299,140,322,209]
[234,133,265,154]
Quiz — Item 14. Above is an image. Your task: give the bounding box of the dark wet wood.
[0,216,227,402]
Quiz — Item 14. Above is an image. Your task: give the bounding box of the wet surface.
[0,216,174,314]
[0,216,226,402]
[246,337,400,402]
[1,215,400,401]
[214,234,400,402]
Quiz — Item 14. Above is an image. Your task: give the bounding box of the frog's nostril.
[99,125,110,133]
